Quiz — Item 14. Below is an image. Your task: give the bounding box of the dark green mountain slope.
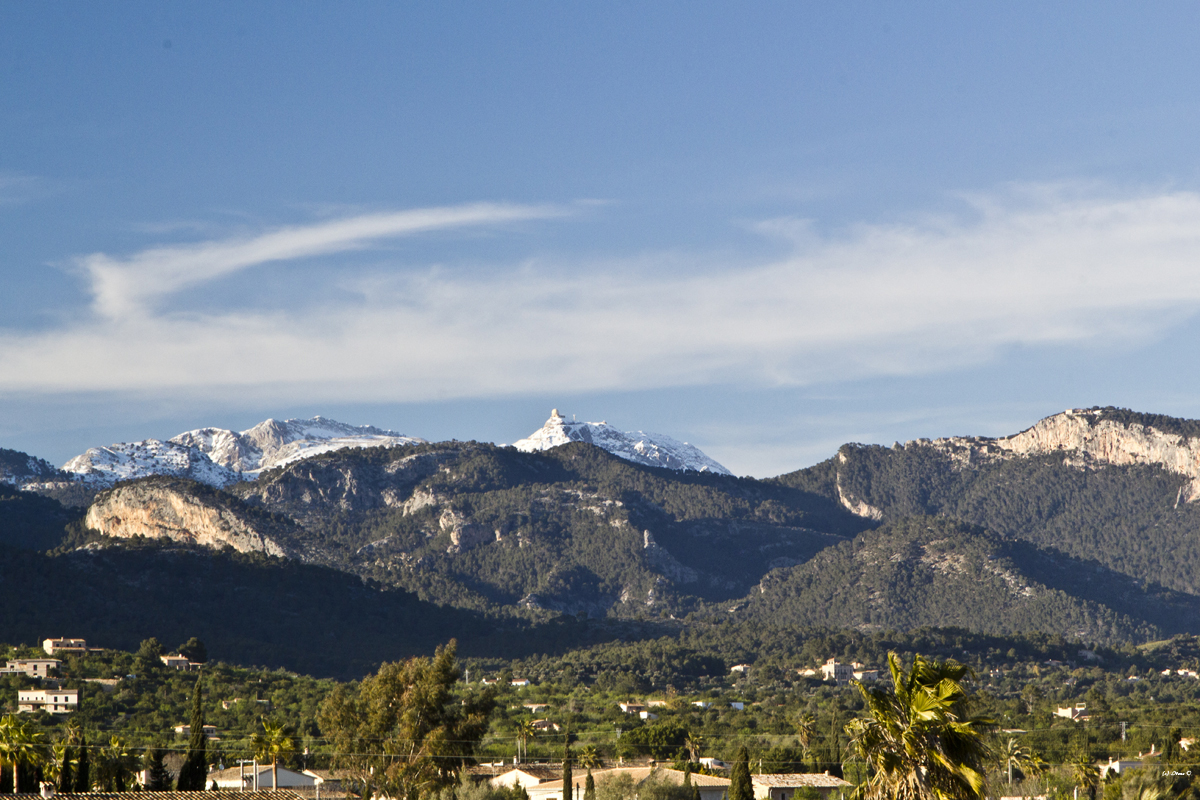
[232,441,870,615]
[0,540,608,679]
[0,483,79,550]
[777,442,1200,597]
[730,516,1187,643]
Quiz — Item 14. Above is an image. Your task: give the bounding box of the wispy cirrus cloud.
[80,202,563,318]
[5,186,1200,403]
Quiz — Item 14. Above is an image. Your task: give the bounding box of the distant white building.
[820,659,854,684]
[18,688,78,714]
[1,659,59,678]
[730,664,751,674]
[42,638,87,656]
[209,765,318,791]
[729,702,745,711]
[639,711,659,720]
[160,654,200,671]
[1055,704,1089,721]
[752,773,852,800]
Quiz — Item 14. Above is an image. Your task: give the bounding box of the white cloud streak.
[80,202,562,318]
[6,187,1200,402]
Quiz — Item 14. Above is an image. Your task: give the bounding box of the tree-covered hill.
[228,441,871,615]
[727,516,1192,644]
[776,443,1200,596]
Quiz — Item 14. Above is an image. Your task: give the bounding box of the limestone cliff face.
[85,481,290,556]
[927,408,1200,501]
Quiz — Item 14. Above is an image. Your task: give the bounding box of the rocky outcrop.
[439,509,493,554]
[85,480,291,556]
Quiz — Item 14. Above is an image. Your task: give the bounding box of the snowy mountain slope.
[61,439,241,487]
[172,416,425,473]
[60,416,426,488]
[511,409,732,475]
[0,448,65,487]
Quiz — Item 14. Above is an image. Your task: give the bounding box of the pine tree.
[176,677,208,790]
[730,747,753,800]
[145,746,171,791]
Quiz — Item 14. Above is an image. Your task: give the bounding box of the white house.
[820,659,854,684]
[730,664,752,674]
[618,702,645,714]
[729,702,745,711]
[174,724,218,736]
[1,659,59,678]
[528,767,730,800]
[42,638,87,656]
[209,765,318,791]
[490,766,563,791]
[511,678,531,687]
[161,654,199,671]
[18,688,78,714]
[1099,758,1143,780]
[639,711,659,720]
[752,773,852,800]
[1054,704,1089,722]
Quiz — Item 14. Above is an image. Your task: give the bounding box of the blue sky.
[5,3,1200,476]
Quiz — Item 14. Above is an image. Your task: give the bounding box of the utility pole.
[1121,721,1127,742]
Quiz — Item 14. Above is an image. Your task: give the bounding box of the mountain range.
[3,405,1200,675]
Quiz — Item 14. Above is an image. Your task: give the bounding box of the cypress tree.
[583,772,595,800]
[177,677,208,790]
[75,735,91,792]
[683,762,692,787]
[730,747,752,800]
[562,738,573,800]
[57,745,74,792]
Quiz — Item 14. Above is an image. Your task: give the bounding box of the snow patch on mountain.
[60,416,426,488]
[511,410,732,475]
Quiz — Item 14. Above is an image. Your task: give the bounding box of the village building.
[17,688,78,714]
[42,638,88,656]
[526,767,730,800]
[752,773,852,800]
[489,765,563,791]
[1,659,59,678]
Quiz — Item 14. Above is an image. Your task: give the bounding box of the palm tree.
[578,746,603,771]
[253,719,297,791]
[1069,753,1100,800]
[96,735,137,791]
[845,652,994,800]
[684,731,703,763]
[998,738,1029,787]
[796,714,816,753]
[516,720,537,764]
[0,714,46,794]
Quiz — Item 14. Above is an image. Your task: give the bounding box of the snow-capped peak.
[511,409,732,475]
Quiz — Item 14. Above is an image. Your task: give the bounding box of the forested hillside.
[778,443,1200,596]
[728,516,1195,643]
